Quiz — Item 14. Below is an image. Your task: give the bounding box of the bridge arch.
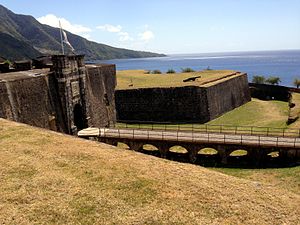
[117,142,130,150]
[229,149,248,157]
[168,145,189,162]
[198,148,218,155]
[142,144,159,151]
[169,145,188,154]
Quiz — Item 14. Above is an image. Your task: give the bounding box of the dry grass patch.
[0,119,299,225]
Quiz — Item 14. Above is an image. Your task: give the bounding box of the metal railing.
[97,128,300,149]
[114,121,300,137]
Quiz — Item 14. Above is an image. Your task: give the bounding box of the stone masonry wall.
[0,81,13,119]
[0,56,117,134]
[86,64,116,127]
[116,86,209,123]
[0,76,53,129]
[206,73,251,120]
[115,73,251,123]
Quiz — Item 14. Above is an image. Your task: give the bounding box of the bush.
[265,76,281,85]
[152,70,162,74]
[293,78,300,88]
[181,68,195,73]
[166,69,176,74]
[144,70,151,74]
[252,75,265,84]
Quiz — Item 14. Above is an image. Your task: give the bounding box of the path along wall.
[116,73,251,123]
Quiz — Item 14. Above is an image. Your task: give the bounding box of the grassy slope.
[116,69,236,90]
[207,98,289,128]
[0,119,299,225]
[289,93,300,128]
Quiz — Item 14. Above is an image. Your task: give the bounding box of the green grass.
[212,166,300,195]
[207,98,289,128]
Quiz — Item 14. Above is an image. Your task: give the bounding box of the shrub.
[144,70,151,74]
[293,78,300,88]
[181,67,195,73]
[152,70,162,74]
[166,69,176,74]
[252,75,265,84]
[265,76,281,85]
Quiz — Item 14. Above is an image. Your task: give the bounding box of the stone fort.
[116,73,251,123]
[0,55,116,134]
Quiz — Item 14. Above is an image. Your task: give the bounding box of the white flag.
[59,21,75,52]
[62,30,75,52]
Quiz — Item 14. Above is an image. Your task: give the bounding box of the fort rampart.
[0,55,116,134]
[116,73,251,123]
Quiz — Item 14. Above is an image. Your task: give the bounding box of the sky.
[0,0,300,54]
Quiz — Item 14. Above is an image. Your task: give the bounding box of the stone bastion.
[116,72,251,123]
[0,55,116,134]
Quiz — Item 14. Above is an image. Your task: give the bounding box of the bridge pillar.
[247,148,268,167]
[216,145,229,165]
[128,142,143,151]
[187,147,198,163]
[158,145,169,159]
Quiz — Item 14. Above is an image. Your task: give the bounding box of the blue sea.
[94,50,300,87]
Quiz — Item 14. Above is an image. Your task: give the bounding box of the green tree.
[181,68,195,73]
[252,75,265,84]
[166,69,176,74]
[265,76,281,85]
[293,78,300,88]
[152,70,162,74]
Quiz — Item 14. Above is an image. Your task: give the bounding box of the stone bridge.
[78,127,300,166]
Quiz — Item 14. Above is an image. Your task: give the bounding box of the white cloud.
[97,24,133,42]
[139,30,154,42]
[97,24,122,33]
[118,32,133,41]
[37,14,92,38]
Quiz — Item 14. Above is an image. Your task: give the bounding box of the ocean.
[93,50,300,87]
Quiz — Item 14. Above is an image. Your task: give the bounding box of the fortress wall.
[206,73,251,120]
[86,65,116,127]
[116,86,209,122]
[116,73,251,123]
[4,76,53,129]
[0,56,117,134]
[0,82,13,119]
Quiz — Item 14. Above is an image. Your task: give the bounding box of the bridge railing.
[100,128,300,148]
[113,121,300,137]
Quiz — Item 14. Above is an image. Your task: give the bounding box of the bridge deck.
[78,127,300,149]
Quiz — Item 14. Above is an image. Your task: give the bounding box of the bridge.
[78,125,300,166]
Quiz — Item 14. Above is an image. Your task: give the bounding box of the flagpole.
[59,21,65,55]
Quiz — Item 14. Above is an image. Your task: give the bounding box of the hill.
[0,118,299,224]
[0,5,165,61]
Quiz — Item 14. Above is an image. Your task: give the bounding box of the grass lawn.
[207,98,289,128]
[0,119,299,224]
[212,166,300,195]
[288,92,300,128]
[116,69,237,89]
